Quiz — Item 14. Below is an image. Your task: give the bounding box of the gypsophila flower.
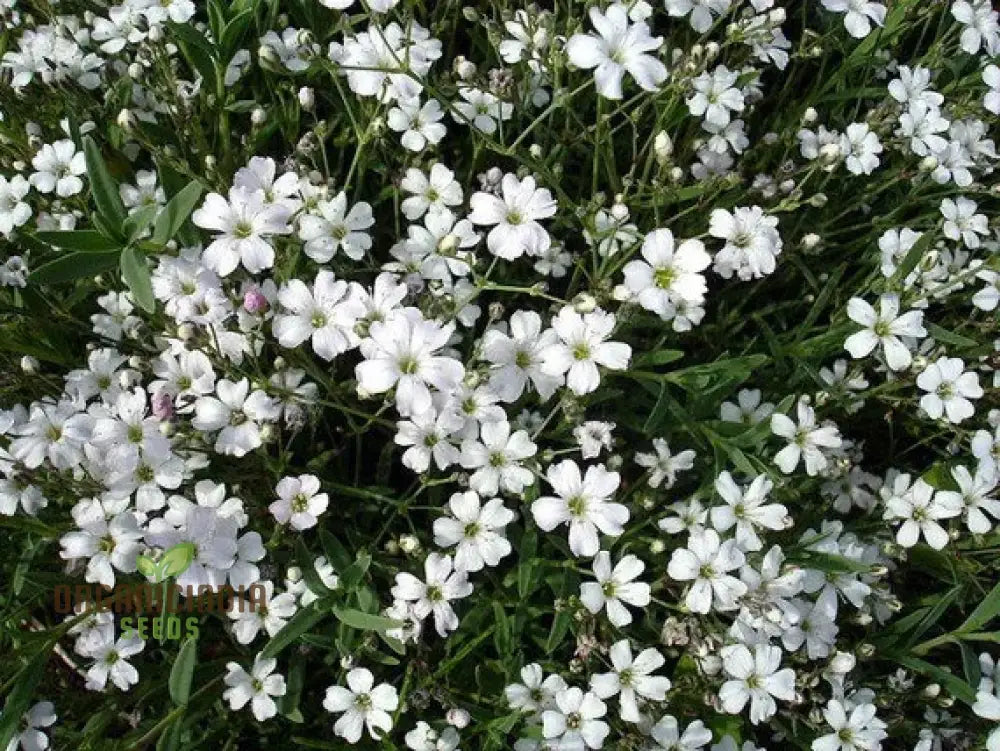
[917,357,983,424]
[223,657,286,722]
[579,550,650,627]
[323,668,398,743]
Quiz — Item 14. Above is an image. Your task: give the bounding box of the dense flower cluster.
[0,0,998,749]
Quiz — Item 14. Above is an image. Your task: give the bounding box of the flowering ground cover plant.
[1,0,1000,748]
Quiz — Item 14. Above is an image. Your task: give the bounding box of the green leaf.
[0,647,53,749]
[633,349,684,368]
[135,555,158,580]
[339,552,371,591]
[220,10,255,61]
[895,655,976,706]
[261,602,330,658]
[892,229,933,284]
[83,136,126,233]
[123,205,159,242]
[153,180,203,246]
[168,636,198,706]
[331,607,402,633]
[160,542,196,579]
[926,323,979,351]
[169,22,218,84]
[960,580,1000,633]
[318,529,353,573]
[34,230,122,252]
[29,251,121,285]
[121,246,155,313]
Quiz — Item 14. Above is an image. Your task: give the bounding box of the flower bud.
[251,107,267,126]
[20,355,38,374]
[151,391,174,420]
[243,287,269,313]
[298,86,315,110]
[446,708,470,728]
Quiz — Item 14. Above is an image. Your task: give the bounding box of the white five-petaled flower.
[843,293,926,371]
[269,474,329,530]
[579,551,651,627]
[770,399,843,476]
[192,378,281,457]
[590,639,671,723]
[718,644,796,724]
[30,139,86,197]
[821,0,887,39]
[936,464,1000,535]
[298,192,374,262]
[323,667,399,743]
[469,173,556,260]
[541,687,610,750]
[85,634,145,691]
[541,307,632,395]
[565,4,667,100]
[710,471,788,552]
[8,700,57,751]
[192,186,292,276]
[916,357,983,424]
[667,527,747,613]
[622,229,712,318]
[635,438,696,489]
[883,475,961,550]
[687,66,745,128]
[272,271,364,360]
[532,460,628,557]
[811,700,888,751]
[391,552,473,636]
[459,419,537,496]
[223,656,287,722]
[433,490,515,572]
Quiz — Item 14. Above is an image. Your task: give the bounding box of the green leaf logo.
[137,543,196,583]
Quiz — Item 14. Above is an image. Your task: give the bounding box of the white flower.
[668,527,747,613]
[228,580,298,643]
[936,465,1000,535]
[270,474,329,530]
[590,639,671,722]
[460,419,537,496]
[665,0,731,33]
[433,490,515,572]
[388,97,447,152]
[452,87,513,133]
[192,379,281,457]
[841,123,883,175]
[298,192,374,262]
[565,4,666,100]
[635,438,696,489]
[30,139,86,197]
[541,307,631,395]
[770,399,843,475]
[951,0,1000,56]
[843,294,926,371]
[482,310,562,402]
[574,420,615,460]
[400,164,463,221]
[469,174,556,260]
[405,722,461,751]
[356,311,465,417]
[60,507,143,589]
[579,551,650,627]
[821,0,886,39]
[8,701,56,751]
[720,389,774,425]
[718,644,796,724]
[883,476,961,550]
[916,357,982,424]
[623,229,711,318]
[0,174,31,236]
[86,634,144,691]
[272,271,364,360]
[506,664,568,713]
[984,65,1000,114]
[532,460,628,557]
[648,715,713,751]
[811,700,888,751]
[687,66,745,128]
[192,187,292,275]
[940,196,989,249]
[391,552,473,636]
[323,667,399,743]
[396,409,463,473]
[223,657,286,722]
[710,471,787,552]
[709,206,782,280]
[541,687,610,750]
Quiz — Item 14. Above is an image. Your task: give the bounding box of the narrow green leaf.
[123,204,160,242]
[960,580,1000,633]
[220,10,255,61]
[120,246,155,313]
[261,602,329,658]
[152,181,203,246]
[34,230,122,252]
[168,637,198,706]
[83,136,126,232]
[29,251,121,285]
[0,648,53,749]
[331,607,402,633]
[895,655,976,706]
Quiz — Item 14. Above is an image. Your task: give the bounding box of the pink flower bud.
[243,287,269,313]
[151,391,174,420]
